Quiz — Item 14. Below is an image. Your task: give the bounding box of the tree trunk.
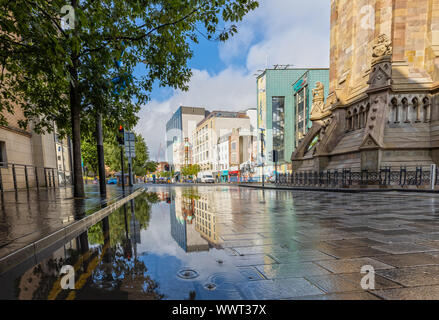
[96,112,107,198]
[70,61,85,198]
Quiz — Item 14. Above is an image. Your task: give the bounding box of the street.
[4,185,439,299]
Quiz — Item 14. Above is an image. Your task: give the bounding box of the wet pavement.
[0,185,134,259]
[3,185,439,299]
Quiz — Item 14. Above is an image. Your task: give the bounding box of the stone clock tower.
[292,0,439,172]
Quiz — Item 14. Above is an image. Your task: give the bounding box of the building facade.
[292,0,439,173]
[257,68,329,178]
[0,105,68,191]
[165,106,208,172]
[192,110,252,176]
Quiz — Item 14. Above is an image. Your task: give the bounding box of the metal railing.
[274,166,438,189]
[0,162,73,192]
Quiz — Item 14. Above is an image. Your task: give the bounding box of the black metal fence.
[275,166,438,189]
[0,162,73,192]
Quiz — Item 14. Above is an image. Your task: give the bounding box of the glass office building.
[257,68,329,174]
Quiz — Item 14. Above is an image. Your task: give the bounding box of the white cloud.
[135,68,255,160]
[136,0,331,160]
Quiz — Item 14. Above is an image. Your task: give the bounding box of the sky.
[135,0,331,161]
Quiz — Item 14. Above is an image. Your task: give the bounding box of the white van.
[199,173,215,183]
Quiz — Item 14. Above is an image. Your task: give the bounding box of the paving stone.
[372,243,439,254]
[304,274,360,293]
[233,245,289,255]
[237,267,266,281]
[317,246,388,259]
[316,258,394,274]
[269,250,336,263]
[294,292,381,300]
[371,229,419,236]
[236,278,324,300]
[340,273,402,290]
[221,233,264,241]
[376,265,439,287]
[416,240,439,249]
[325,238,387,248]
[374,286,439,300]
[372,253,439,267]
[255,262,331,279]
[228,254,278,267]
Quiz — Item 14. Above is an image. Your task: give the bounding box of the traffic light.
[117,125,125,146]
[272,150,278,163]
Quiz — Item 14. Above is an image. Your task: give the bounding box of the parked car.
[107,177,117,184]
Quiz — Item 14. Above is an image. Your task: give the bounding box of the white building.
[192,110,251,177]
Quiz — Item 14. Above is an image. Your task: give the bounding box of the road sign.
[124,131,136,158]
[124,132,135,142]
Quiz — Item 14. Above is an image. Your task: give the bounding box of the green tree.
[0,0,259,198]
[181,164,200,178]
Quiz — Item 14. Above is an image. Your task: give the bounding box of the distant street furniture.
[273,165,439,190]
[0,161,70,192]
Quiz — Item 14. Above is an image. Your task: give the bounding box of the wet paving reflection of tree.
[12,193,163,300]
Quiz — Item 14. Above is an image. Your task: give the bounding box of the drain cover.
[177,268,199,279]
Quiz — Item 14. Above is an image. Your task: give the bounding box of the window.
[272,97,285,161]
[295,88,307,148]
[0,141,6,167]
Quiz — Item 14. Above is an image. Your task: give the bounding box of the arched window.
[359,106,365,129]
[402,98,409,123]
[412,97,420,123]
[423,97,431,123]
[346,111,352,131]
[353,109,359,130]
[391,98,398,123]
[365,104,370,127]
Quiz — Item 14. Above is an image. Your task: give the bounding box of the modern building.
[292,0,439,173]
[192,110,252,176]
[0,105,69,191]
[165,106,209,173]
[170,188,210,252]
[257,68,329,177]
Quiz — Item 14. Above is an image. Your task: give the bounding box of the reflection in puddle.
[0,186,282,300]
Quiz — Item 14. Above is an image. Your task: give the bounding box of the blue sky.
[135,0,331,161]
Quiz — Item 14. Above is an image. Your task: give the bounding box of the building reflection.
[194,193,220,247]
[170,188,234,251]
[170,189,210,252]
[0,194,162,300]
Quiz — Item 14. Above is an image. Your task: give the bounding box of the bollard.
[12,164,17,191]
[44,168,48,188]
[431,164,436,190]
[35,167,39,189]
[25,165,29,190]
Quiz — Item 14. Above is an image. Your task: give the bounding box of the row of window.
[389,97,431,124]
[346,105,370,131]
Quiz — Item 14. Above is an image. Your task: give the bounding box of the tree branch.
[80,6,203,56]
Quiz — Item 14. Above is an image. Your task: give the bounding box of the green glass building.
[257,68,329,175]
